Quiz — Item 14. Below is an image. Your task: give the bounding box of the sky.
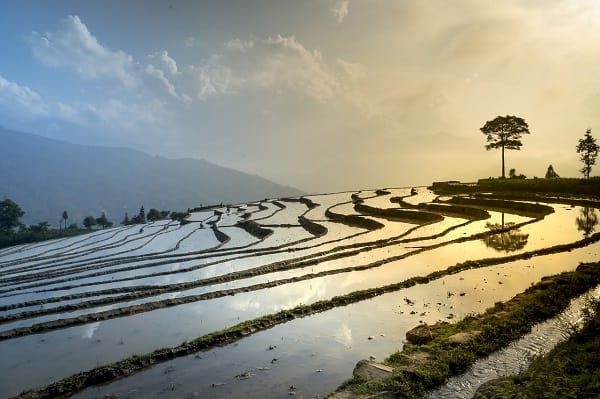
[1,0,599,193]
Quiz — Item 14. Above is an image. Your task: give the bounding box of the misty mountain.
[0,127,304,226]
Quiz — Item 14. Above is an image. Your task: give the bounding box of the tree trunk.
[501,145,505,179]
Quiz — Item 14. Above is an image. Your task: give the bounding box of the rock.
[395,351,433,375]
[473,377,516,398]
[405,323,435,344]
[352,360,393,383]
[447,331,481,345]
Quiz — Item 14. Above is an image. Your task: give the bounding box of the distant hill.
[0,127,304,226]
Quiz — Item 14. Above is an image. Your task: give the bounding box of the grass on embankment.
[334,261,600,399]
[473,297,600,399]
[0,227,93,250]
[430,177,600,197]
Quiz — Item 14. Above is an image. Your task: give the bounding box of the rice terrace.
[2,179,600,398]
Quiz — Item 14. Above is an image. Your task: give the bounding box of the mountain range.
[0,127,303,226]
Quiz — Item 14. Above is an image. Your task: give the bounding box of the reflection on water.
[2,192,600,398]
[482,214,529,253]
[576,207,598,237]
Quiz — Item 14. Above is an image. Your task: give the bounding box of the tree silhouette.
[147,208,162,222]
[576,129,599,179]
[480,115,530,179]
[576,207,598,237]
[83,216,97,229]
[0,199,25,234]
[29,221,50,233]
[95,213,113,229]
[130,206,147,224]
[121,212,130,225]
[61,210,68,230]
[545,165,559,178]
[482,214,529,252]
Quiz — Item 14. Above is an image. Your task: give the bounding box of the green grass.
[0,227,92,250]
[474,297,600,398]
[333,262,600,399]
[431,177,600,196]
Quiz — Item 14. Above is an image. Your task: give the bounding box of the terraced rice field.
[1,187,599,398]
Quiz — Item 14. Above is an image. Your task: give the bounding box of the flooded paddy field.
[1,187,599,398]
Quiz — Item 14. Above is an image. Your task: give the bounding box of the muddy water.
[428,285,600,399]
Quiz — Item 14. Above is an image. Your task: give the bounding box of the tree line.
[0,200,183,249]
[480,115,599,179]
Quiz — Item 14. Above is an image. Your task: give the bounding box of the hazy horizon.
[1,0,599,192]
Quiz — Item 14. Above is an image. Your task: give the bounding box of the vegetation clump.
[0,199,90,249]
[235,220,273,238]
[545,164,560,178]
[298,215,328,236]
[430,177,600,197]
[354,202,443,224]
[324,207,385,230]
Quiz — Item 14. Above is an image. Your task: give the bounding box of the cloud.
[189,35,354,103]
[144,64,179,98]
[258,35,339,101]
[184,36,197,48]
[147,50,180,75]
[0,75,48,117]
[225,38,255,51]
[336,58,365,81]
[26,15,191,131]
[144,51,191,102]
[0,74,86,124]
[85,98,166,131]
[187,55,242,100]
[30,15,137,88]
[331,0,350,23]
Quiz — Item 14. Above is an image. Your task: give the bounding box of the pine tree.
[138,206,146,224]
[480,115,530,179]
[576,129,599,179]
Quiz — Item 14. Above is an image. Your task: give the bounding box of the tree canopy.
[147,208,162,222]
[0,199,25,234]
[95,213,113,229]
[480,115,530,179]
[83,216,97,229]
[130,206,147,224]
[576,129,599,179]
